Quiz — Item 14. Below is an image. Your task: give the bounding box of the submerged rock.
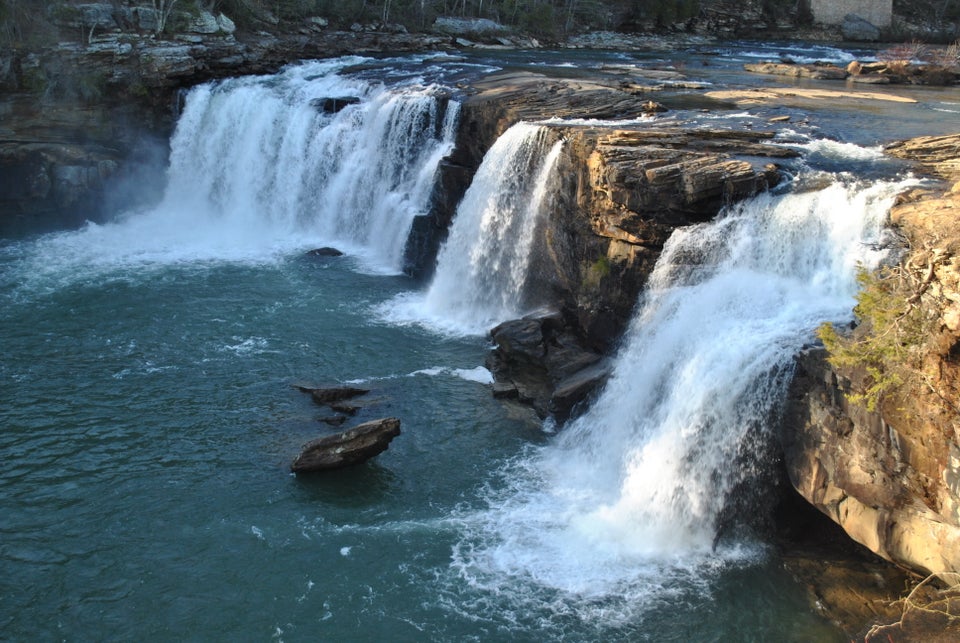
[306,247,344,257]
[291,417,401,472]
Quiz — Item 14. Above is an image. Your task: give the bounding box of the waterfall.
[19,59,458,278]
[386,123,563,335]
[452,176,916,619]
[161,60,459,271]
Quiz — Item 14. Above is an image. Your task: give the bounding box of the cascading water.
[451,176,915,625]
[385,123,563,335]
[14,59,458,282]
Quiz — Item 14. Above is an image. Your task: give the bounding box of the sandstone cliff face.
[781,133,960,578]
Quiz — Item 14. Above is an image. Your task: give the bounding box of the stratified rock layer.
[781,133,960,579]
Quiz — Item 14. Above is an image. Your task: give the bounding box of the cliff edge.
[781,133,960,579]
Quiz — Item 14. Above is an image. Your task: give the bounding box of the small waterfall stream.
[387,123,564,334]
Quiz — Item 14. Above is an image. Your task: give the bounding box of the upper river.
[2,41,959,641]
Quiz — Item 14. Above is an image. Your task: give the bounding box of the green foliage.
[585,254,611,289]
[817,265,930,412]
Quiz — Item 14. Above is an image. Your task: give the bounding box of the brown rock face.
[782,348,960,577]
[744,62,849,80]
[481,117,788,419]
[780,132,960,580]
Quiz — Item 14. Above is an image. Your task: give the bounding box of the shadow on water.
[290,462,401,507]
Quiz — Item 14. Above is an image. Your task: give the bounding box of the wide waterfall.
[15,59,458,281]
[386,123,563,334]
[451,177,914,624]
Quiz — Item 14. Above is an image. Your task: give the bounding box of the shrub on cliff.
[817,253,946,413]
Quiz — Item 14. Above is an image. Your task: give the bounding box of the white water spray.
[12,59,458,285]
[386,123,563,335]
[452,176,915,621]
[162,60,458,271]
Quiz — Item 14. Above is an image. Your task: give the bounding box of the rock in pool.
[291,417,401,472]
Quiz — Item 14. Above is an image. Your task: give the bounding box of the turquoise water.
[7,43,942,640]
[0,243,839,640]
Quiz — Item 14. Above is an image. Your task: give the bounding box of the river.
[2,42,958,640]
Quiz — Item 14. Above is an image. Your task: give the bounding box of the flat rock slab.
[291,417,401,472]
[744,62,848,80]
[705,87,917,105]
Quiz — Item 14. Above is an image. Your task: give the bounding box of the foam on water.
[448,176,916,625]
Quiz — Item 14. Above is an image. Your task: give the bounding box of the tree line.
[0,0,704,44]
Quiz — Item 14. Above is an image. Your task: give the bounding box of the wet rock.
[491,382,519,399]
[488,312,608,421]
[329,402,360,415]
[549,358,613,420]
[291,418,401,472]
[310,97,361,114]
[320,415,348,427]
[849,74,890,84]
[306,246,344,257]
[640,100,667,114]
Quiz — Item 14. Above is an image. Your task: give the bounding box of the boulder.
[78,3,118,30]
[188,11,221,34]
[291,418,401,472]
[433,17,509,37]
[217,13,236,35]
[488,311,609,420]
[842,14,881,42]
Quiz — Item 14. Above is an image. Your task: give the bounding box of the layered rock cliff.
[781,133,960,579]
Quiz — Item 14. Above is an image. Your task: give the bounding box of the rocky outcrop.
[291,417,401,472]
[782,347,960,577]
[744,61,848,80]
[467,98,791,418]
[744,60,960,86]
[780,133,960,579]
[404,71,670,279]
[486,310,611,420]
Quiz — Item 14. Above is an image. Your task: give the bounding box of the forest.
[1,0,959,45]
